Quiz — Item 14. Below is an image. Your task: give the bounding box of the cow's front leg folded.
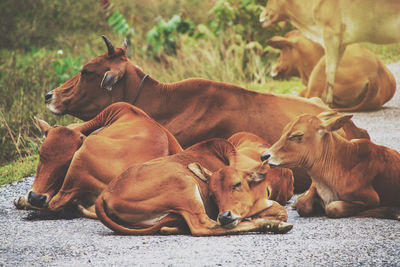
[14,196,37,210]
[294,185,324,216]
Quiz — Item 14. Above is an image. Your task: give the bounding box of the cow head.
[190,163,288,228]
[261,112,353,169]
[27,118,85,209]
[259,0,287,28]
[45,36,133,121]
[267,35,299,79]
[267,30,325,81]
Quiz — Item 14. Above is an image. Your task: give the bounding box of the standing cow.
[260,0,400,105]
[267,30,396,111]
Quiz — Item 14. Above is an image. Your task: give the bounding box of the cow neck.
[131,74,149,105]
[307,133,355,181]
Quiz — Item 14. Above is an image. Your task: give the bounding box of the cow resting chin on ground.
[44,35,370,193]
[95,138,293,236]
[14,102,183,218]
[261,111,400,219]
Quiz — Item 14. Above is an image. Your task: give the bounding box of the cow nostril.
[28,191,47,208]
[261,152,271,162]
[218,211,235,226]
[45,92,53,103]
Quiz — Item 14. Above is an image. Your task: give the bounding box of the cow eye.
[233,181,242,189]
[81,69,90,76]
[288,133,303,142]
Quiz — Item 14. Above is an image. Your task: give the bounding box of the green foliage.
[108,10,134,36]
[52,52,83,85]
[0,0,105,50]
[146,15,196,57]
[2,0,400,184]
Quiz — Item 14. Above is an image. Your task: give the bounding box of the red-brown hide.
[262,112,400,219]
[15,102,182,218]
[267,30,396,111]
[95,137,293,236]
[45,36,370,192]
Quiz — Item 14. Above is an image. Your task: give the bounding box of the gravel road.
[1,63,400,267]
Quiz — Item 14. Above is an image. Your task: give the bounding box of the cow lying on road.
[261,111,400,219]
[96,138,293,236]
[14,102,182,218]
[260,0,400,105]
[44,36,370,192]
[267,30,396,111]
[228,132,293,205]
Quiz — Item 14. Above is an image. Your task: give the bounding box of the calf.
[228,132,293,205]
[267,30,396,111]
[260,0,400,104]
[14,102,182,218]
[95,138,293,236]
[261,111,400,219]
[44,36,370,192]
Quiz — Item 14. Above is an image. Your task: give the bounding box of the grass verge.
[0,155,38,186]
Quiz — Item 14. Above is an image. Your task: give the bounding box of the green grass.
[361,42,400,63]
[0,155,38,186]
[2,0,400,186]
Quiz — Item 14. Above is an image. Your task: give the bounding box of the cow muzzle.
[27,191,48,208]
[218,211,240,228]
[45,91,53,104]
[260,152,280,168]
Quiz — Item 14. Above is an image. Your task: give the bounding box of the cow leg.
[14,196,37,210]
[295,185,323,216]
[325,200,368,218]
[326,188,380,218]
[179,211,291,236]
[47,190,79,212]
[322,32,345,105]
[77,204,97,219]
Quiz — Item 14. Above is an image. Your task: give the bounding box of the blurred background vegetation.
[1,0,400,183]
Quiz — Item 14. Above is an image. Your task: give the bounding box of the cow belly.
[137,214,169,227]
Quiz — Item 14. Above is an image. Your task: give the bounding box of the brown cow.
[260,0,400,105]
[268,30,324,85]
[261,111,400,219]
[95,138,293,236]
[44,36,369,192]
[228,132,293,204]
[14,102,182,218]
[267,30,396,111]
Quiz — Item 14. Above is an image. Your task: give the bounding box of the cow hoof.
[275,222,293,234]
[14,197,26,210]
[265,221,293,234]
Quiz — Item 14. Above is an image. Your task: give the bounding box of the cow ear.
[321,114,353,132]
[246,171,266,185]
[35,117,52,137]
[317,111,338,122]
[188,162,212,184]
[266,36,292,49]
[101,70,120,91]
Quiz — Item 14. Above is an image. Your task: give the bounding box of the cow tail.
[356,207,400,220]
[335,79,378,112]
[95,193,175,235]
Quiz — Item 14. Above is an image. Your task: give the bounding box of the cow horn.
[102,35,115,55]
